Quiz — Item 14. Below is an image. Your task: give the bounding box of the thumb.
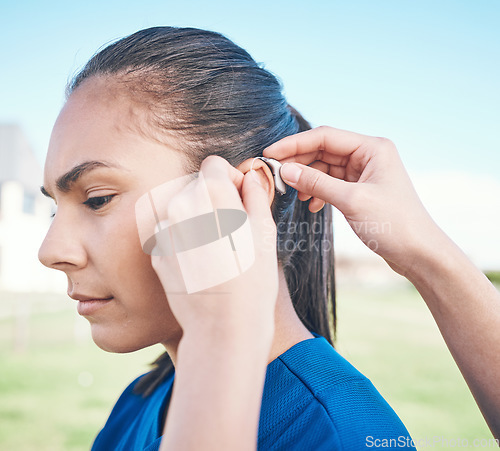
[240,169,277,253]
[241,169,273,223]
[280,162,354,213]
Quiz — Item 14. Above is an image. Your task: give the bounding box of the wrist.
[388,215,451,280]
[401,221,473,292]
[180,319,275,353]
[177,323,275,382]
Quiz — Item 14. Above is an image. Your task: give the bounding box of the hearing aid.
[251,157,287,195]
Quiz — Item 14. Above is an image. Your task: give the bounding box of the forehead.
[44,78,183,187]
[46,80,135,168]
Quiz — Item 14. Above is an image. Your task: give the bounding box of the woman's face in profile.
[39,78,184,352]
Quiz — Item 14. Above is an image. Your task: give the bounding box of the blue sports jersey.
[92,332,416,450]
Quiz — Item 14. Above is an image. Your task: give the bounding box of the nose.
[38,213,88,271]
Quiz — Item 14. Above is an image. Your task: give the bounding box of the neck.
[163,263,314,367]
[267,264,315,362]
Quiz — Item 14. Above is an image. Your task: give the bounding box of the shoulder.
[258,333,415,450]
[107,373,150,417]
[91,372,173,450]
[91,374,149,447]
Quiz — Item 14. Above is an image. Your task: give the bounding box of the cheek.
[111,206,168,304]
[87,203,180,350]
[113,220,178,341]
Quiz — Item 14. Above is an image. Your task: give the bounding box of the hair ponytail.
[281,105,336,345]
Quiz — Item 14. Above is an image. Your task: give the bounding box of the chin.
[90,326,162,354]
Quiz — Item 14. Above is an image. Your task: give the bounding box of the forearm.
[405,223,500,438]
[263,125,500,436]
[160,325,274,451]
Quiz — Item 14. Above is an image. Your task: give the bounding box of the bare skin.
[38,79,314,450]
[40,81,499,445]
[264,126,500,438]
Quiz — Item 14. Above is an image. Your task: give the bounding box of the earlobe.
[236,158,276,206]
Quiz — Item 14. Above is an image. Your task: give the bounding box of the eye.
[83,195,116,211]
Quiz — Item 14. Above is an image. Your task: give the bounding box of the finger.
[263,125,371,161]
[297,161,335,202]
[298,191,312,201]
[200,155,245,190]
[308,197,326,213]
[279,162,355,213]
[310,160,329,173]
[240,170,273,223]
[199,155,245,208]
[240,170,277,253]
[308,160,348,181]
[277,151,349,167]
[165,155,247,227]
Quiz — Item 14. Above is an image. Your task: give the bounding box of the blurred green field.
[0,283,495,450]
[335,282,494,444]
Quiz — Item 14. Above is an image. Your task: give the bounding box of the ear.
[236,158,276,206]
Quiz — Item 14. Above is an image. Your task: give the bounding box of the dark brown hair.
[68,26,336,397]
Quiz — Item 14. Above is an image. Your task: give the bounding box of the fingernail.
[250,169,263,187]
[280,163,302,184]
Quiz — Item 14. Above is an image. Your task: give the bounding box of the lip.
[73,296,114,316]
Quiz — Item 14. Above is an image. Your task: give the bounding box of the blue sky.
[1,0,499,173]
[1,0,499,267]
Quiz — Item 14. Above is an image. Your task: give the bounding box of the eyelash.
[49,195,116,218]
[83,195,116,211]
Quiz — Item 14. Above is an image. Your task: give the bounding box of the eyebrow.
[40,161,119,199]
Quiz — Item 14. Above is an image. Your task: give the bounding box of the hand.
[265,126,500,439]
[150,155,278,340]
[263,126,439,276]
